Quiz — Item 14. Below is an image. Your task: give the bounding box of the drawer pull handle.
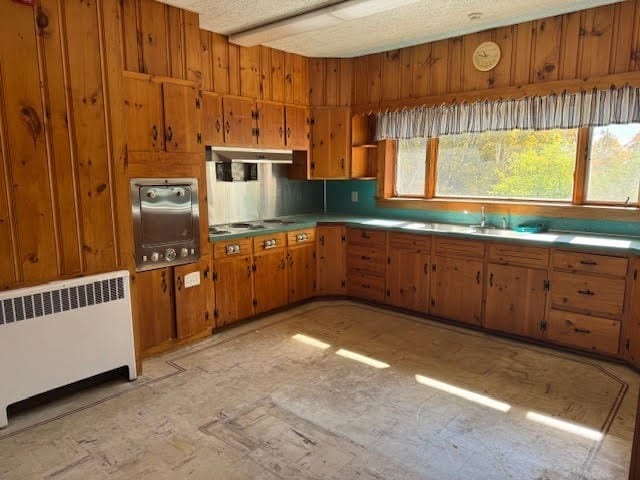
[361,283,370,289]
[489,273,494,287]
[476,271,481,285]
[361,255,371,261]
[577,289,595,296]
[574,327,591,334]
[579,260,598,266]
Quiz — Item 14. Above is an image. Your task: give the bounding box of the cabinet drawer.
[550,271,626,318]
[389,232,431,252]
[213,238,252,259]
[347,245,386,274]
[287,228,316,246]
[552,250,628,278]
[253,232,287,253]
[347,228,387,248]
[488,243,549,268]
[347,271,385,303]
[434,238,485,258]
[546,309,621,355]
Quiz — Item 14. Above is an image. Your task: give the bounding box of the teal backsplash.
[325,180,640,237]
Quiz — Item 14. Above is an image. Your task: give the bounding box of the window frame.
[389,126,640,209]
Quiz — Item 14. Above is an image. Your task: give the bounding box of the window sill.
[377,197,640,222]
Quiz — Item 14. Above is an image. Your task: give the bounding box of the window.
[391,123,640,207]
[395,138,427,196]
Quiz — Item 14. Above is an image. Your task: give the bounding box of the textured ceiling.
[162,0,623,57]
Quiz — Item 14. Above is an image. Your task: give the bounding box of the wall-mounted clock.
[472,41,501,72]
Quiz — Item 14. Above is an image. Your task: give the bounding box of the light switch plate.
[184,271,201,288]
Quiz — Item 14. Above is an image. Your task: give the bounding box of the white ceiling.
[163,0,623,57]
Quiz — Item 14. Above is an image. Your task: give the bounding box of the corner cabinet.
[309,107,351,179]
[123,74,202,153]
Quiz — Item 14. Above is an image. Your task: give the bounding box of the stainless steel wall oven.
[130,178,200,271]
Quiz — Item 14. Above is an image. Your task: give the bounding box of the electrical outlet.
[351,191,358,202]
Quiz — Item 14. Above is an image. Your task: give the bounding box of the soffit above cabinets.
[162,0,623,58]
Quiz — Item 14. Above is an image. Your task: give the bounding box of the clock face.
[472,41,501,72]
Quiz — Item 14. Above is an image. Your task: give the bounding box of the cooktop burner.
[262,219,298,225]
[230,223,253,228]
[208,227,230,235]
[248,225,266,230]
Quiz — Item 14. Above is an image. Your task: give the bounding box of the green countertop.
[209,213,640,254]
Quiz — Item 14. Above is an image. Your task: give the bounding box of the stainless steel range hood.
[207,146,293,164]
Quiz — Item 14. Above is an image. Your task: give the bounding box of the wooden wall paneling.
[382,49,401,101]
[309,57,326,106]
[183,10,201,85]
[139,0,169,76]
[579,5,615,78]
[239,46,261,98]
[121,0,143,72]
[610,1,637,74]
[429,39,449,95]
[38,0,83,276]
[339,58,353,106]
[368,53,383,105]
[512,22,533,85]
[0,2,57,283]
[166,6,185,79]
[228,43,241,96]
[399,47,413,99]
[462,31,493,91]
[199,30,213,92]
[531,17,561,82]
[559,11,582,80]
[64,0,117,272]
[270,49,285,102]
[293,54,309,105]
[260,46,272,101]
[447,37,463,93]
[283,52,294,104]
[491,26,514,88]
[326,58,341,106]
[211,33,229,94]
[0,68,17,289]
[353,56,369,105]
[632,1,640,71]
[411,43,431,98]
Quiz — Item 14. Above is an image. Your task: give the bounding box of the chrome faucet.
[480,206,487,228]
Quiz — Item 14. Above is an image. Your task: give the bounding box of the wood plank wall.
[349,1,640,110]
[0,0,118,290]
[120,0,309,104]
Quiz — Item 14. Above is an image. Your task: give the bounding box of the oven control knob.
[303,233,308,240]
[147,189,156,199]
[165,248,177,261]
[180,248,189,258]
[150,252,160,262]
[233,245,240,253]
[226,245,234,255]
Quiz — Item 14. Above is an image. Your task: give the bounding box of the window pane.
[395,138,427,195]
[586,123,640,204]
[436,129,577,201]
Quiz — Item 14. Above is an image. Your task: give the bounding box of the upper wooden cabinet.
[201,92,224,146]
[310,107,351,179]
[285,105,311,150]
[123,75,202,153]
[221,97,285,148]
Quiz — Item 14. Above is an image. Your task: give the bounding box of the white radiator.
[0,270,137,427]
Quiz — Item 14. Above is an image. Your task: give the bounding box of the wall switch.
[351,191,358,202]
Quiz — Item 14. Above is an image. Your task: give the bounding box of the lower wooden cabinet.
[253,248,288,315]
[317,225,347,295]
[212,255,254,328]
[386,235,430,312]
[287,243,316,303]
[430,256,483,326]
[546,309,621,355]
[484,263,547,338]
[135,258,214,356]
[626,258,640,366]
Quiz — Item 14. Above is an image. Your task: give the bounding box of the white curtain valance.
[375,86,640,140]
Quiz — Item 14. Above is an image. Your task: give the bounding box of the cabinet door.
[213,255,254,327]
[163,82,202,153]
[257,101,285,147]
[430,256,483,326]
[254,250,287,314]
[285,105,310,149]
[309,108,331,178]
[329,107,350,178]
[387,250,430,312]
[222,96,256,146]
[317,225,347,295]
[485,263,547,338]
[174,259,212,339]
[123,76,164,152]
[135,267,176,352]
[202,92,224,146]
[288,244,316,303]
[626,258,640,366]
